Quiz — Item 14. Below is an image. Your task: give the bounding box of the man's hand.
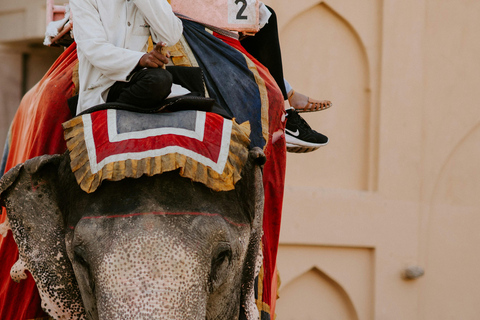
[138,42,170,68]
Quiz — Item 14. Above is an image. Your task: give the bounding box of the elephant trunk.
[71,202,254,319]
[94,231,209,320]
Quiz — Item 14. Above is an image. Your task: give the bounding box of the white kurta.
[70,0,183,114]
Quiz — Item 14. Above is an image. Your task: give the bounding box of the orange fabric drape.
[0,43,77,320]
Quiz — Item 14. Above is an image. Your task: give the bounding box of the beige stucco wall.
[264,0,480,319]
[0,0,479,319]
[0,43,63,150]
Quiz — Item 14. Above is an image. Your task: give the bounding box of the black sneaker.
[285,108,328,152]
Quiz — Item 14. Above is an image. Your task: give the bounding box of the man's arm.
[70,0,145,82]
[134,0,183,46]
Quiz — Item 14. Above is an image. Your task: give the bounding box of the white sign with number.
[171,0,260,33]
[228,0,257,25]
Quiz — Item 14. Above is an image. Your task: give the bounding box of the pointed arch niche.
[275,267,359,320]
[279,1,379,191]
[274,244,374,319]
[422,124,480,317]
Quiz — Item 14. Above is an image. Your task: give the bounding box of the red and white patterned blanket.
[63,109,251,193]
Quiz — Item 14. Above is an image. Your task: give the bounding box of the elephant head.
[0,147,266,320]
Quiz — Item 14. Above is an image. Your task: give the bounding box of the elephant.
[0,144,267,320]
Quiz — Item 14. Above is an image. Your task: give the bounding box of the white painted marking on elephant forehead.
[10,259,28,282]
[0,217,10,238]
[107,109,206,142]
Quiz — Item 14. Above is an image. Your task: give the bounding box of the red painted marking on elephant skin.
[79,212,247,227]
[30,179,47,192]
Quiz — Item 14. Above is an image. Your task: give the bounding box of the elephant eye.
[73,245,96,295]
[209,243,232,291]
[73,246,88,266]
[214,248,231,265]
[213,243,232,266]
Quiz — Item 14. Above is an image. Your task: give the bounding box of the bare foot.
[288,90,332,113]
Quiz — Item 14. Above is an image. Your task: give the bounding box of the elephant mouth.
[75,211,248,227]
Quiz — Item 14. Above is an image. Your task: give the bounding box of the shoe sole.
[285,134,329,148]
[295,104,332,113]
[286,143,322,153]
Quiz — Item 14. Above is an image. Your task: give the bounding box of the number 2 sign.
[228,0,257,24]
[171,0,260,33]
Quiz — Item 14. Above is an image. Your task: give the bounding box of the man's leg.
[240,6,288,100]
[107,68,173,109]
[240,7,330,151]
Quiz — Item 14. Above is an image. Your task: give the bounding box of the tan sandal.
[288,90,332,113]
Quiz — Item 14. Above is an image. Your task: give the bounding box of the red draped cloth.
[215,34,286,317]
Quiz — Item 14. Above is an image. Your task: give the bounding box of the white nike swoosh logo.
[285,128,300,137]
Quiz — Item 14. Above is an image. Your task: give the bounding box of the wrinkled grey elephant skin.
[0,147,266,320]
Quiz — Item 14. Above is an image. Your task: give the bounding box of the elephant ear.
[238,147,266,320]
[0,154,86,320]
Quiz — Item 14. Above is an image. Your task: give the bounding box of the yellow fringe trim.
[62,115,251,194]
[241,53,270,147]
[256,263,272,316]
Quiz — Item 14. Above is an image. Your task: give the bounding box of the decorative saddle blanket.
[63,109,251,193]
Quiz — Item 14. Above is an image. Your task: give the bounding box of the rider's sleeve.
[70,0,145,82]
[134,0,183,46]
